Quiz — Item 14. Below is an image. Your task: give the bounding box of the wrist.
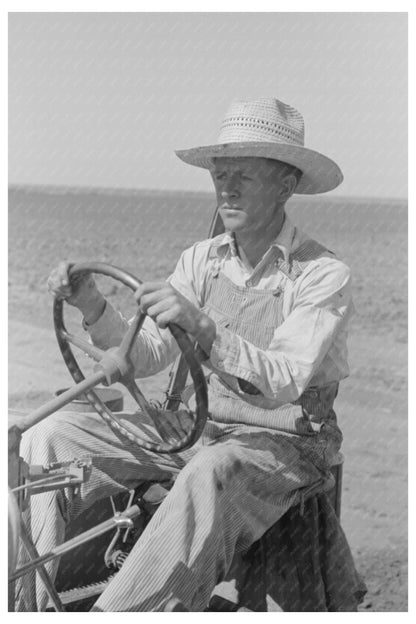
[80,294,107,326]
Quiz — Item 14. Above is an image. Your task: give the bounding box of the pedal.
[46,576,115,609]
[142,482,171,506]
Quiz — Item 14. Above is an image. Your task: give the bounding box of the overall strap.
[277,239,334,281]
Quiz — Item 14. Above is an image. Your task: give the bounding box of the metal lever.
[9,504,142,583]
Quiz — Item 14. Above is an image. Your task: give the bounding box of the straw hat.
[175,98,343,194]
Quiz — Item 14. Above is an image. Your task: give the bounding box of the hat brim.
[175,142,343,195]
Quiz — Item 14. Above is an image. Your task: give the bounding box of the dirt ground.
[8,317,408,612]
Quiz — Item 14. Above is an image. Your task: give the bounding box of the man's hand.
[135,281,216,355]
[47,261,106,325]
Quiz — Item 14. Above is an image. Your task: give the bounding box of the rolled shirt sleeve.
[86,297,181,377]
[85,246,203,377]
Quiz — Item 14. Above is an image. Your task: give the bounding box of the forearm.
[79,292,107,326]
[205,327,302,405]
[203,260,354,404]
[205,303,351,405]
[86,300,180,377]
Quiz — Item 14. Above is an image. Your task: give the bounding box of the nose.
[220,176,240,198]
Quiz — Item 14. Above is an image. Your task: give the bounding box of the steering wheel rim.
[53,261,209,454]
[8,488,21,577]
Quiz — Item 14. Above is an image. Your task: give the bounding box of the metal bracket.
[17,458,92,510]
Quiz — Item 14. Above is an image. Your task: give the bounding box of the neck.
[235,209,286,269]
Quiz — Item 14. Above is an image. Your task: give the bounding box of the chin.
[220,214,247,232]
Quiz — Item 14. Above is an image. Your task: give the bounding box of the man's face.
[210,157,289,235]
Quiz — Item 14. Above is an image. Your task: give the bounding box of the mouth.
[219,202,240,211]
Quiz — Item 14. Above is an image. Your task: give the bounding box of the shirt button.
[217,361,224,368]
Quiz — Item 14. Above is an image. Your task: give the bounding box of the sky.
[8,11,408,198]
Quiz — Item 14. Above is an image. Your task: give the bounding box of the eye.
[214,172,226,181]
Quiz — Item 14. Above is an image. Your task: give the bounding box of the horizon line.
[8,181,408,204]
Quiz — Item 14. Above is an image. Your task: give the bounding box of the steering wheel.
[53,262,209,454]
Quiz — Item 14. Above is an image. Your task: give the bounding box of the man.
[18,98,356,611]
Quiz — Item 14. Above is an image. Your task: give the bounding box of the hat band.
[219,115,304,146]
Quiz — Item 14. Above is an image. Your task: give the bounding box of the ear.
[278,174,298,200]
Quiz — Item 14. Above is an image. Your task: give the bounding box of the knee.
[20,411,79,461]
[178,445,244,493]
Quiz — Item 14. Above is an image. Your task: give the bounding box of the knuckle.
[58,261,69,275]
[156,316,167,329]
[48,269,58,283]
[140,294,151,309]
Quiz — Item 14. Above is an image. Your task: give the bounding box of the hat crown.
[218,98,305,147]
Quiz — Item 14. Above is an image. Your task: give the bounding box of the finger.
[70,271,91,287]
[47,274,69,295]
[47,266,76,300]
[48,268,70,288]
[145,300,182,328]
[134,281,173,303]
[47,283,72,299]
[138,303,169,328]
[139,291,176,313]
[55,289,72,301]
[154,309,180,330]
[47,263,70,291]
[57,261,71,286]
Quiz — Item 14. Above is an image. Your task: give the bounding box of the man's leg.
[93,423,327,612]
[14,409,194,611]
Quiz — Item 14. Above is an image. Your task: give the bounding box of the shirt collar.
[216,214,300,264]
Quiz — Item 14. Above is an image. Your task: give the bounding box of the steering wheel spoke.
[123,378,153,416]
[123,379,195,447]
[53,262,209,454]
[58,329,105,363]
[117,308,147,360]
